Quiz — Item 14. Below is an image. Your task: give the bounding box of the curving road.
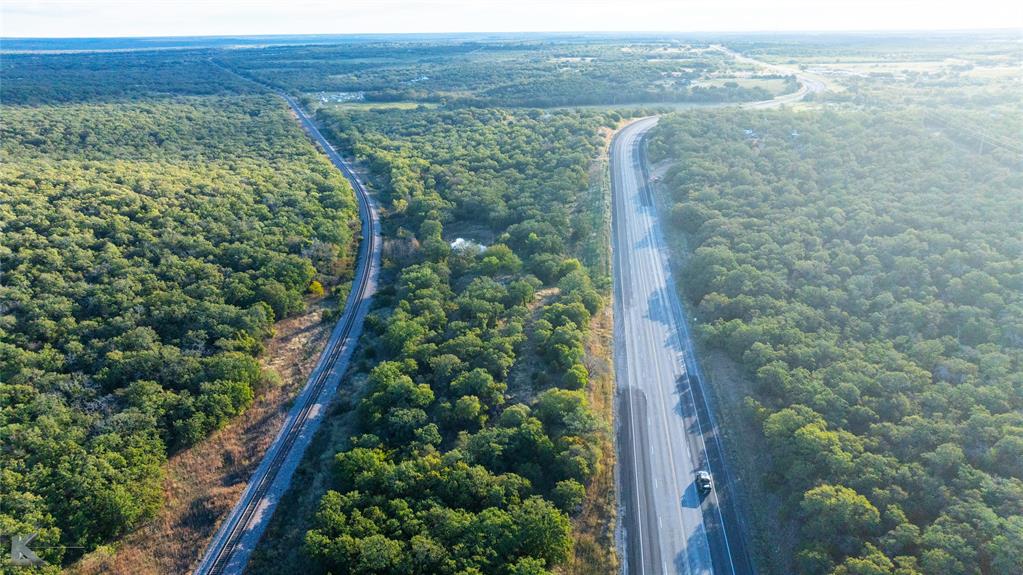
[712,44,827,109]
[194,75,381,575]
[614,45,823,575]
[195,44,809,575]
[613,116,751,575]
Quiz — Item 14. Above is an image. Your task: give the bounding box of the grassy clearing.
[566,305,619,574]
[959,65,1022,79]
[696,77,790,94]
[504,287,561,405]
[810,60,952,74]
[327,101,439,110]
[306,96,438,111]
[69,298,337,575]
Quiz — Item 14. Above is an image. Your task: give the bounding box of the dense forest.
[262,106,622,574]
[5,31,1020,575]
[0,39,703,573]
[648,108,1023,574]
[0,96,359,565]
[2,42,780,109]
[218,41,774,107]
[0,52,256,104]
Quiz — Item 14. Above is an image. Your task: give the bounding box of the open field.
[319,100,439,110]
[694,77,791,94]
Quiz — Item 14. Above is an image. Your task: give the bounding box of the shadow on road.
[674,522,711,575]
[617,386,664,575]
[633,226,658,251]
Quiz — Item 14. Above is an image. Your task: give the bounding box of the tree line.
[284,106,621,574]
[217,41,772,108]
[648,108,1023,575]
[0,51,256,104]
[0,95,359,565]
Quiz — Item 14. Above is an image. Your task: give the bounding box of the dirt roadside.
[70,298,336,575]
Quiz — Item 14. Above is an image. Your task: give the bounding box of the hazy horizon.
[3,28,1021,41]
[3,0,1021,38]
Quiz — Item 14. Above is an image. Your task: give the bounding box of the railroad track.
[195,63,380,575]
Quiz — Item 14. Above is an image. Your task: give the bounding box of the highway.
[613,46,822,575]
[612,117,753,575]
[711,44,827,109]
[194,45,804,575]
[194,72,381,575]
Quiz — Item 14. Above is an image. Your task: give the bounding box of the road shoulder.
[650,160,796,574]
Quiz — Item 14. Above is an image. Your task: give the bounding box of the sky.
[2,0,1021,38]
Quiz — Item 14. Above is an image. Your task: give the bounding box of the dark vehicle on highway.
[696,470,713,494]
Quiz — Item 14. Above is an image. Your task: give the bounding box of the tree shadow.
[633,226,657,251]
[673,521,713,575]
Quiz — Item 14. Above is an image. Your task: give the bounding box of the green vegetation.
[0,51,255,104]
[648,107,1022,574]
[0,96,358,564]
[6,31,1020,575]
[287,106,619,574]
[1,40,786,109]
[731,31,1022,109]
[694,76,797,96]
[0,37,700,573]
[219,41,773,107]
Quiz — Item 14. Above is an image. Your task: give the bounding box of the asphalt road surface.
[711,44,827,109]
[612,117,755,575]
[194,77,381,575]
[613,46,823,575]
[195,45,808,574]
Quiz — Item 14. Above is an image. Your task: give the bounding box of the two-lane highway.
[194,71,381,575]
[711,44,827,109]
[613,45,823,575]
[612,118,754,575]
